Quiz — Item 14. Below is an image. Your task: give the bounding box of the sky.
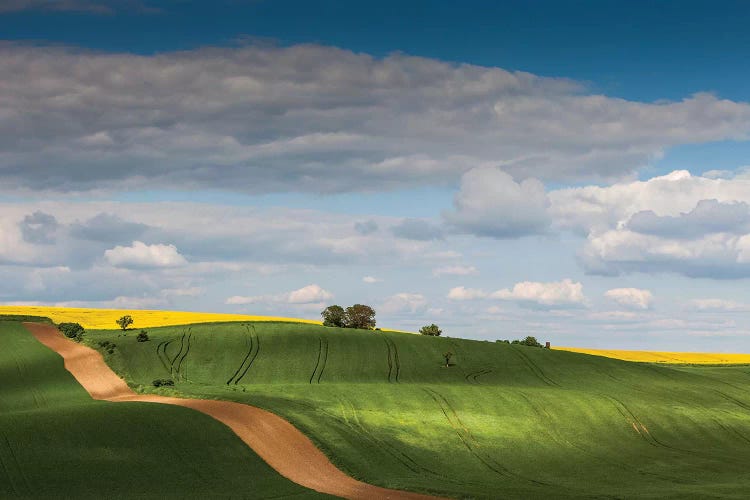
[3,0,750,350]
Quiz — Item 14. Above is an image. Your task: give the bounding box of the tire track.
[379,333,400,383]
[422,387,551,488]
[175,329,193,381]
[510,347,560,387]
[464,369,492,384]
[156,340,173,373]
[309,336,329,384]
[227,325,260,385]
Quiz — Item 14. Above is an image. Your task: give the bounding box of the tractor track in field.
[309,336,329,384]
[227,325,260,385]
[379,333,401,383]
[422,387,551,488]
[714,390,750,412]
[517,391,682,483]
[165,328,192,382]
[464,369,492,384]
[156,340,173,373]
[24,322,442,500]
[510,347,560,387]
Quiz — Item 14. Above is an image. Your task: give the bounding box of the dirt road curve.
[25,323,443,500]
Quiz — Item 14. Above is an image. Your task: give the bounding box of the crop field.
[555,346,750,364]
[0,319,328,499]
[79,320,750,499]
[0,305,321,329]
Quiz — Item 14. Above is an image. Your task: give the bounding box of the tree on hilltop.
[420,324,442,336]
[344,304,376,330]
[321,305,346,327]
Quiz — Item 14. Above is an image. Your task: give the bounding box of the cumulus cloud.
[104,241,187,269]
[491,279,586,308]
[19,211,58,245]
[69,213,149,243]
[390,218,444,241]
[380,293,427,314]
[4,44,750,194]
[550,171,750,278]
[226,284,333,305]
[604,288,653,310]
[447,286,487,300]
[433,265,478,276]
[443,167,550,238]
[362,276,381,283]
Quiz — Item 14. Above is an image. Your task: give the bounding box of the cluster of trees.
[321,304,377,329]
[419,324,442,336]
[497,336,544,348]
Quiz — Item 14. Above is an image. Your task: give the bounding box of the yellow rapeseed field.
[555,346,750,364]
[0,305,321,329]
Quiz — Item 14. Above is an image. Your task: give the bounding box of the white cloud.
[226,284,333,306]
[690,298,750,312]
[447,286,488,301]
[444,167,550,238]
[491,279,586,308]
[287,284,333,304]
[380,293,427,314]
[4,45,750,194]
[433,265,478,276]
[362,276,382,283]
[104,241,187,269]
[604,288,653,310]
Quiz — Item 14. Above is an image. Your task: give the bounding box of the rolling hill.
[79,319,750,499]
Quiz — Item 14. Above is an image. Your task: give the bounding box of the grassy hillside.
[0,320,328,499]
[87,321,750,499]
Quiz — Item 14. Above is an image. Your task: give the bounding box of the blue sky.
[4,0,750,350]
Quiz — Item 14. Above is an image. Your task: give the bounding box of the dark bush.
[152,378,174,387]
[136,330,150,342]
[97,340,116,354]
[58,322,85,342]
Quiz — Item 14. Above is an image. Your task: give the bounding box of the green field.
[80,321,750,499]
[0,320,328,499]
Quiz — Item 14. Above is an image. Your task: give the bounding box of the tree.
[344,304,376,330]
[419,324,442,336]
[321,305,346,327]
[512,336,543,347]
[136,330,150,342]
[443,351,453,367]
[58,322,84,342]
[116,315,133,331]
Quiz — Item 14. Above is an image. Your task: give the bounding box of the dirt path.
[25,323,442,500]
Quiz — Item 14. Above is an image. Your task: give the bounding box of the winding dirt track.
[25,323,441,500]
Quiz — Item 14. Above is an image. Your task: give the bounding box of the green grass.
[84,321,750,499]
[0,320,329,499]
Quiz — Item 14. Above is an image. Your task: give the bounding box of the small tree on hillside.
[116,315,133,331]
[443,351,453,368]
[321,305,346,327]
[419,324,442,336]
[344,304,376,330]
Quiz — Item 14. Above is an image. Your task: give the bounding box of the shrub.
[419,324,442,336]
[115,315,133,331]
[152,378,174,387]
[97,340,116,354]
[58,322,85,342]
[136,330,150,342]
[511,336,543,347]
